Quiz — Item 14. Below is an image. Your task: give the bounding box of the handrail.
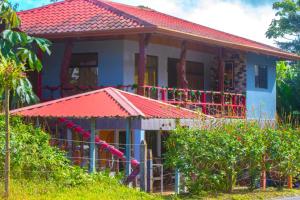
[41,84,246,118]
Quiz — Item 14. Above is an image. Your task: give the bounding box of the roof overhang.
[26,27,300,61]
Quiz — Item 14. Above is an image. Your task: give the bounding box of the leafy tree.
[0,0,51,197]
[266,0,300,121]
[266,0,300,53]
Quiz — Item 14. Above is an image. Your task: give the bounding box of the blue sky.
[11,0,278,46]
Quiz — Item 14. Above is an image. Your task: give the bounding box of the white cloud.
[114,0,277,46]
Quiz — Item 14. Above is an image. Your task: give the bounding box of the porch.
[41,85,246,118]
[32,33,248,119]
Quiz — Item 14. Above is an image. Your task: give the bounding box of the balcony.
[42,84,246,119]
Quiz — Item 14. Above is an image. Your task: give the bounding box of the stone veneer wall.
[210,50,247,94]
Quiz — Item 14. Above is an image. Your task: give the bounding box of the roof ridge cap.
[105,87,145,117]
[85,0,156,29]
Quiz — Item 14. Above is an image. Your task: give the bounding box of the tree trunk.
[4,88,10,199]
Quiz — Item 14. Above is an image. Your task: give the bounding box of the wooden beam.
[137,34,151,95]
[177,41,188,89]
[60,40,73,97]
[219,48,225,93]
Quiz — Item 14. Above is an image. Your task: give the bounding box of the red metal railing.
[142,85,246,118]
[42,84,246,118]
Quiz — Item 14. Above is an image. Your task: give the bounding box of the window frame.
[254,65,268,89]
[68,52,99,86]
[224,61,235,91]
[134,54,159,86]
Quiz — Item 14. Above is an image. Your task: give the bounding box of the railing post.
[232,95,237,116]
[125,119,132,178]
[140,140,147,192]
[161,88,166,102]
[175,168,180,194]
[147,149,153,193]
[201,92,207,115]
[288,175,293,189]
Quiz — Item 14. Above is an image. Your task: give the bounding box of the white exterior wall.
[123,40,215,89]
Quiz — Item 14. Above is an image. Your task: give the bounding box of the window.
[186,61,204,90]
[254,65,268,89]
[135,54,158,86]
[68,53,98,87]
[167,58,204,90]
[224,61,234,90]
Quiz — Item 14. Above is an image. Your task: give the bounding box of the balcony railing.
[142,85,246,118]
[42,84,246,118]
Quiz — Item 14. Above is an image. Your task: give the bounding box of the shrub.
[165,121,300,194]
[0,116,93,186]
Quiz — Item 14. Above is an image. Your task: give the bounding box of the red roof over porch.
[11,87,201,119]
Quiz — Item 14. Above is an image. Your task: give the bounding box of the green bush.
[165,121,300,194]
[0,116,93,186]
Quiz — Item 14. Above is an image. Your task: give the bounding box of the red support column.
[137,34,151,96]
[177,41,188,89]
[37,49,43,100]
[60,40,73,97]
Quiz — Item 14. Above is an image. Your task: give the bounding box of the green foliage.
[266,0,300,53]
[0,116,95,186]
[0,177,160,200]
[265,125,300,188]
[267,1,300,121]
[0,0,51,107]
[276,61,300,121]
[165,121,300,194]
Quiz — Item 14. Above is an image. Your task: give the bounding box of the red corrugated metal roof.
[17,0,300,60]
[11,87,200,119]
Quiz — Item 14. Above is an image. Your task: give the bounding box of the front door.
[167,58,204,90]
[167,58,178,88]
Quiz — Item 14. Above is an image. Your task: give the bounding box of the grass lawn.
[0,178,162,200]
[166,188,300,200]
[2,179,300,200]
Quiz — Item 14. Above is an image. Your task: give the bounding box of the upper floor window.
[68,53,98,87]
[254,65,268,89]
[135,54,158,86]
[224,61,234,91]
[186,61,204,90]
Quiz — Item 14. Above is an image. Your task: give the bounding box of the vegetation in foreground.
[168,188,300,200]
[165,121,300,194]
[0,177,160,200]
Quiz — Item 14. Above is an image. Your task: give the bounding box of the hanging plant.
[131,84,138,90]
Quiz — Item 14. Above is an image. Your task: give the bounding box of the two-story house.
[17,0,300,182]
